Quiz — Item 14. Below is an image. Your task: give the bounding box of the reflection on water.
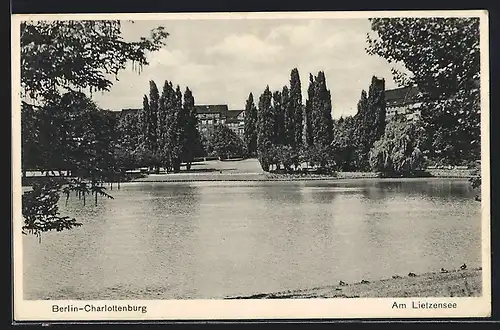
[22,178,481,299]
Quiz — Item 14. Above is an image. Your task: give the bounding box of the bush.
[211,124,244,160]
[369,117,425,176]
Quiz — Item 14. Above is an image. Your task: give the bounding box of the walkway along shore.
[225,268,482,299]
[131,170,475,183]
[129,159,475,182]
[21,159,475,186]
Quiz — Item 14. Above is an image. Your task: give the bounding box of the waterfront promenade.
[131,158,475,183]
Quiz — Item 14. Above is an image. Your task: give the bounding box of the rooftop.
[194,104,229,114]
[385,86,420,106]
[226,110,244,119]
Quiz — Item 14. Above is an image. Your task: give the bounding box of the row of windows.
[227,122,243,127]
[199,119,218,125]
[198,113,220,119]
[198,119,245,126]
[198,113,245,120]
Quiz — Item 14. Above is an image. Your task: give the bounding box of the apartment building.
[385,86,422,122]
[194,105,245,141]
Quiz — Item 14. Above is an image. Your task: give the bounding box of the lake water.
[22,178,482,299]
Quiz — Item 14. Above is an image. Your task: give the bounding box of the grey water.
[22,178,481,299]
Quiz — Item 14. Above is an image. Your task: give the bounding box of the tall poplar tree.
[367,76,386,146]
[352,89,369,169]
[353,77,386,171]
[163,81,176,171]
[181,87,199,170]
[272,90,285,145]
[282,85,293,146]
[243,93,258,157]
[170,85,184,172]
[289,68,303,150]
[157,80,170,167]
[256,86,274,171]
[139,94,154,167]
[304,73,315,147]
[311,71,333,148]
[149,81,160,151]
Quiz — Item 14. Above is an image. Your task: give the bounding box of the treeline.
[21,79,204,183]
[117,80,203,173]
[243,69,397,174]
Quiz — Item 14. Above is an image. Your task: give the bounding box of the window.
[208,119,213,124]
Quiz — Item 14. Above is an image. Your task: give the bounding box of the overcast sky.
[92,18,405,118]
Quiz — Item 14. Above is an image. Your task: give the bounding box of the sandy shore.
[226,268,482,299]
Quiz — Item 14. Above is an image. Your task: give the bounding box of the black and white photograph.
[12,10,490,321]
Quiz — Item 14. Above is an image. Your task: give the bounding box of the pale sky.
[92,18,405,118]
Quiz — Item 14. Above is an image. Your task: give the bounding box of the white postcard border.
[11,10,491,321]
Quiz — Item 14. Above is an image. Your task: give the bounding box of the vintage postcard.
[12,10,490,322]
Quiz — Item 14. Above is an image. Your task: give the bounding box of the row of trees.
[243,69,336,172]
[116,81,203,173]
[243,69,389,174]
[243,17,480,177]
[243,68,304,159]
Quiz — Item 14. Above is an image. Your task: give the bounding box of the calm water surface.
[22,178,482,299]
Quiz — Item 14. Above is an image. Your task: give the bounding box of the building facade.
[194,104,227,141]
[225,109,245,140]
[385,86,422,122]
[194,105,245,141]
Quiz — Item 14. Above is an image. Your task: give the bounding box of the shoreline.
[20,169,476,186]
[20,173,474,187]
[226,268,482,299]
[129,172,474,183]
[21,159,476,186]
[24,267,482,300]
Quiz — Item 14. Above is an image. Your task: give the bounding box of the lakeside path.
[226,268,482,299]
[131,159,475,183]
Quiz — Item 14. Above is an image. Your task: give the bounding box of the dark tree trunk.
[173,159,181,173]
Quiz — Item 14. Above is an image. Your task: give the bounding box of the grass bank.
[226,268,482,299]
[21,159,476,185]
